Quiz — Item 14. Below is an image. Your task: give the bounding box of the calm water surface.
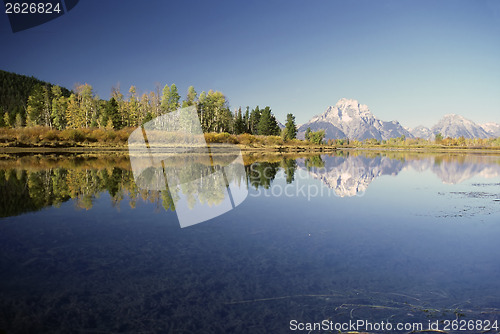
[1,151,499,333]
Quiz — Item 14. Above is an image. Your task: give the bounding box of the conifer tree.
[284,113,297,140]
[51,85,67,130]
[139,93,151,125]
[127,85,139,127]
[160,84,170,113]
[182,85,197,107]
[104,97,120,129]
[26,85,45,126]
[243,106,250,133]
[234,107,244,134]
[160,83,180,113]
[257,106,279,136]
[249,106,261,134]
[111,85,126,128]
[65,94,81,128]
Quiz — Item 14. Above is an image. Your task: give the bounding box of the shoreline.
[0,141,338,154]
[2,127,499,154]
[2,144,500,156]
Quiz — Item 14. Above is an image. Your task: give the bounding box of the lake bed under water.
[0,151,499,333]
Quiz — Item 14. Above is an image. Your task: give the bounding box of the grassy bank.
[0,126,133,148]
[1,126,500,153]
[0,127,333,152]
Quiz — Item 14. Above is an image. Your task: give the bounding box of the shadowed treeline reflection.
[0,156,175,217]
[1,151,500,217]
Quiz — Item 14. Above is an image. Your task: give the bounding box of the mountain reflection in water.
[299,153,500,197]
[1,152,500,218]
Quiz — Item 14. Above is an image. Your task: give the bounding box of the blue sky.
[1,0,499,127]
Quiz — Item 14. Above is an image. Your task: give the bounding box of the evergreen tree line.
[1,76,298,139]
[0,70,71,127]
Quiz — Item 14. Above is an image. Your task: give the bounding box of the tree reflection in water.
[1,151,500,217]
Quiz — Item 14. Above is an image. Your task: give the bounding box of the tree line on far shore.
[0,70,301,141]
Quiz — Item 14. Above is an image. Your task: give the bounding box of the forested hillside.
[0,70,71,125]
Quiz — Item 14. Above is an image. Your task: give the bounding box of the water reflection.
[1,152,500,333]
[298,153,500,197]
[0,157,139,217]
[128,106,249,227]
[1,152,500,218]
[130,148,248,227]
[297,154,405,197]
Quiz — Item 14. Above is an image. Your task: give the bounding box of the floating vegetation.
[428,190,500,219]
[471,183,500,187]
[449,191,498,199]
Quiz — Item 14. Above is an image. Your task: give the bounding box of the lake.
[1,151,500,333]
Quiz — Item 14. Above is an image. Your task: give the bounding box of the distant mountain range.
[295,98,499,140]
[409,114,492,140]
[481,122,500,138]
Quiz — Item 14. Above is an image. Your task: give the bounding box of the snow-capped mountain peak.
[299,98,412,141]
[297,98,498,141]
[481,122,500,137]
[431,114,490,139]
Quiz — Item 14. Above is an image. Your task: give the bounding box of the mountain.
[297,98,412,141]
[431,114,491,139]
[407,125,433,140]
[481,122,500,138]
[409,118,499,140]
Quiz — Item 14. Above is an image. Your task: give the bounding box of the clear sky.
[1,0,499,128]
